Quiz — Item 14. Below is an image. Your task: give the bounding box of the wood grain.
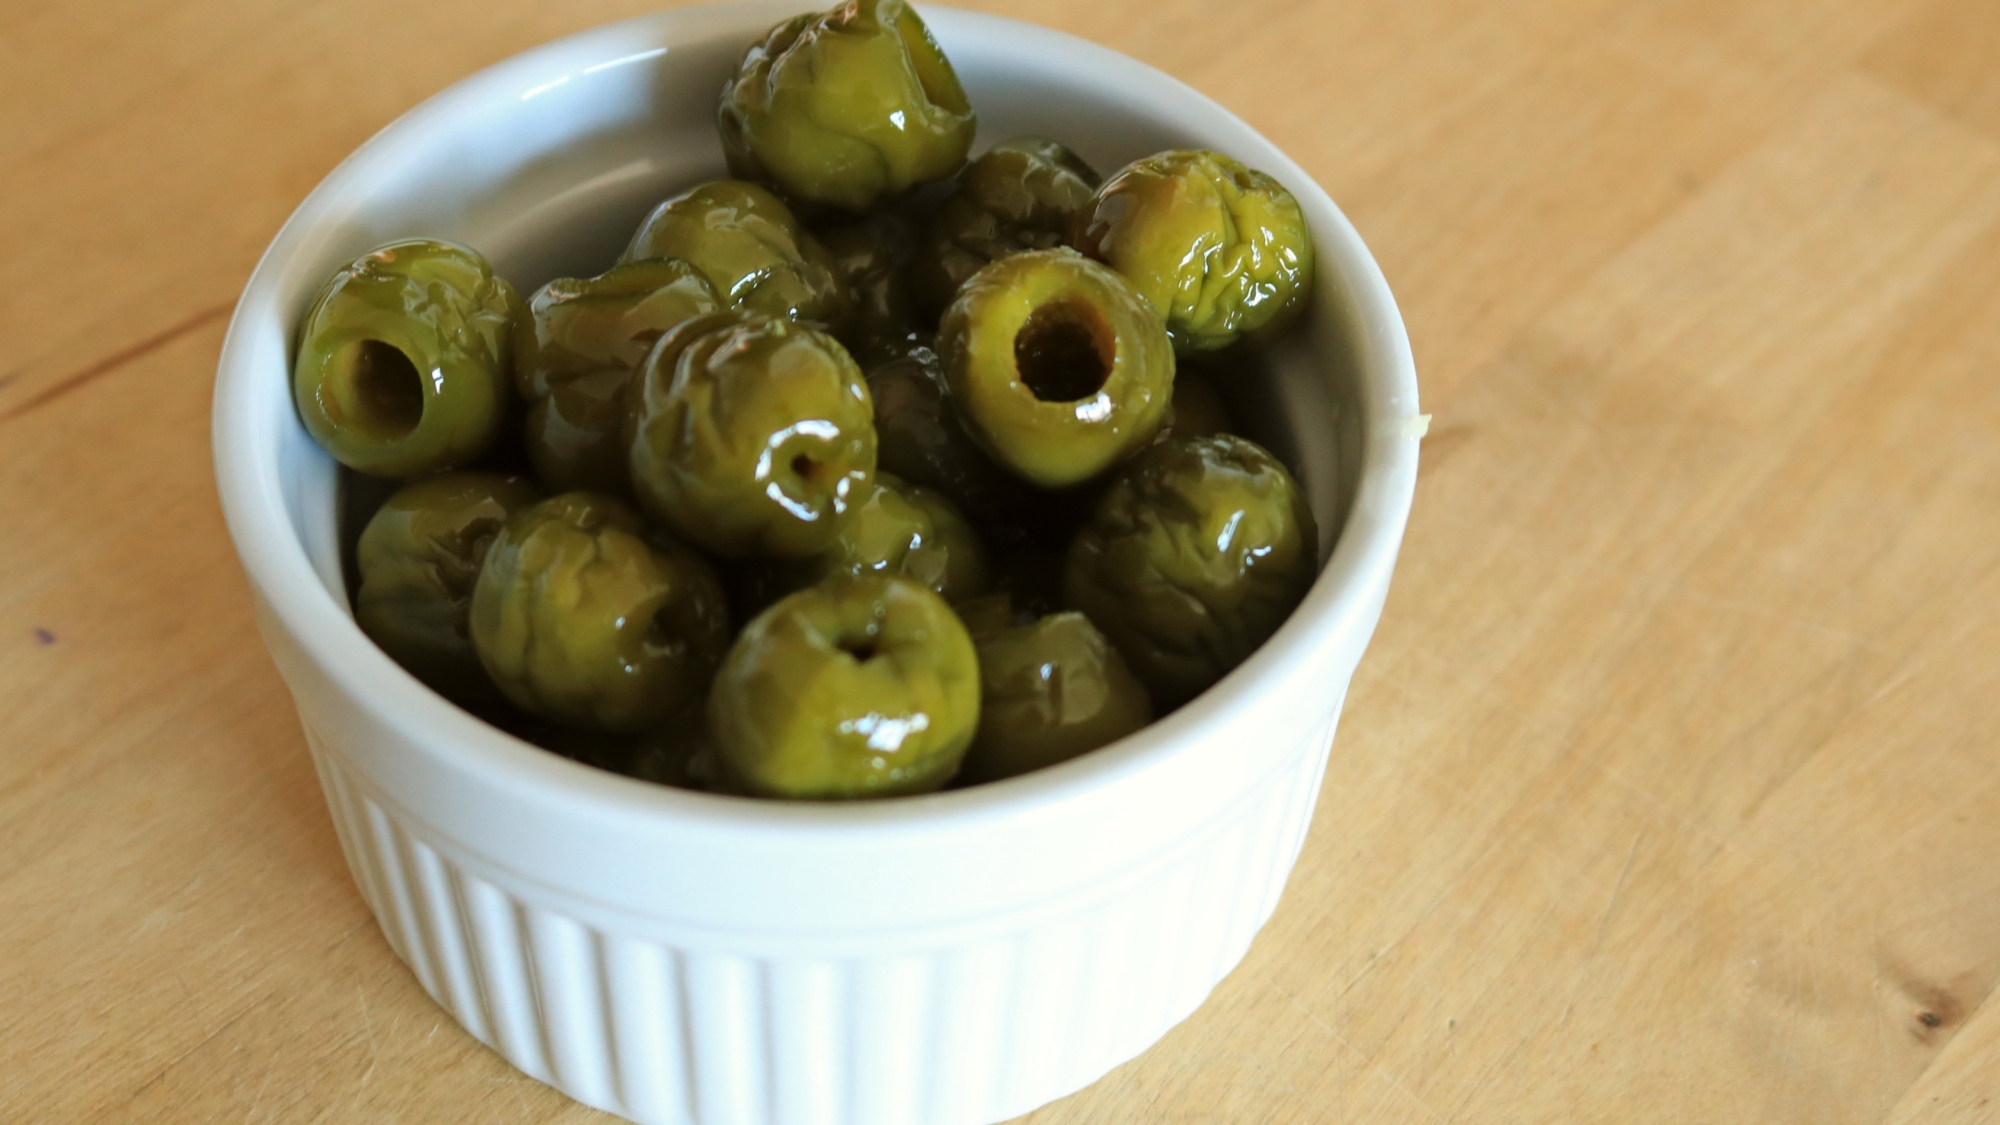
[3,0,1998,1121]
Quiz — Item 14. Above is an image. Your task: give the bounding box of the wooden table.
[5,0,1999,1120]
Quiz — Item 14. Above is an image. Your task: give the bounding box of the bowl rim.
[211,0,1421,840]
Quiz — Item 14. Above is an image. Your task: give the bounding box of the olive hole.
[841,638,878,663]
[435,526,496,596]
[894,6,968,114]
[1014,300,1112,403]
[791,453,819,480]
[648,607,681,648]
[342,338,425,438]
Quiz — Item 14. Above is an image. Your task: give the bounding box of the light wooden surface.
[4,0,1998,1120]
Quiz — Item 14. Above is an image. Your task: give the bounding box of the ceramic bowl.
[211,4,1420,1123]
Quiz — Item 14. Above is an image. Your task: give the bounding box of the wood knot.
[1877,953,1971,1045]
[1902,985,1965,1043]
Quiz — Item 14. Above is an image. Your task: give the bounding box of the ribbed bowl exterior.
[302,704,1341,1125]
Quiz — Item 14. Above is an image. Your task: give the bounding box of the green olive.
[1064,434,1317,706]
[523,369,629,495]
[937,248,1173,488]
[959,611,1152,784]
[719,0,975,212]
[1071,149,1314,352]
[815,212,923,368]
[917,137,1099,313]
[865,344,1048,545]
[514,259,721,494]
[513,258,721,400]
[628,313,876,559]
[709,574,980,799]
[469,492,731,733]
[782,471,990,603]
[621,181,846,324]
[614,306,757,488]
[354,472,541,710]
[294,239,520,477]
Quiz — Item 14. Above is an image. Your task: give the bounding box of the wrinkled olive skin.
[354,472,541,710]
[622,181,846,324]
[470,493,731,733]
[515,259,722,493]
[719,0,975,212]
[959,611,1152,783]
[625,307,757,393]
[1064,434,1317,706]
[525,369,633,496]
[1071,150,1314,353]
[917,137,1099,313]
[815,212,924,367]
[615,307,756,493]
[295,240,520,477]
[938,248,1173,488]
[629,314,876,558]
[866,345,1046,544]
[709,574,980,799]
[1159,363,1234,440]
[783,471,991,602]
[513,259,721,400]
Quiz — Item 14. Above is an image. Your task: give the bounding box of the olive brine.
[299,0,1319,799]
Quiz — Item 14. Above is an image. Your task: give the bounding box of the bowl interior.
[260,3,1371,603]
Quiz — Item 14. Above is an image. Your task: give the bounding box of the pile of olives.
[297,0,1322,800]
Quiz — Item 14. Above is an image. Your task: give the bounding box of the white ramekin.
[211,5,1420,1123]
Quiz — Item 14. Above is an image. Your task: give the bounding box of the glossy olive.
[513,259,721,399]
[815,212,923,368]
[917,136,1099,312]
[1063,434,1317,706]
[294,239,520,477]
[937,248,1173,488]
[1071,149,1314,352]
[513,259,722,494]
[469,492,731,732]
[621,181,846,324]
[614,306,756,484]
[719,0,975,212]
[708,574,980,799]
[354,472,541,710]
[628,313,876,558]
[522,369,627,495]
[959,611,1152,783]
[786,471,991,602]
[865,344,1048,544]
